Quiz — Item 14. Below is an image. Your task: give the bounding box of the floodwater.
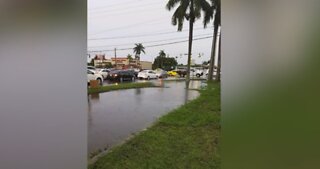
[88,81,205,154]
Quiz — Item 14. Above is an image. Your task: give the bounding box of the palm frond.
[170,0,189,31]
[166,0,181,10]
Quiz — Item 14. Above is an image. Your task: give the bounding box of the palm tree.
[133,43,145,61]
[133,43,145,69]
[127,54,133,61]
[166,0,213,82]
[206,0,221,81]
[158,50,167,68]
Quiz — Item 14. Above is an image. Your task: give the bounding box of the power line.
[89,26,213,40]
[88,33,212,48]
[89,19,166,35]
[89,16,169,36]
[88,36,213,53]
[144,36,212,48]
[89,0,143,11]
[89,6,165,20]
[89,1,163,14]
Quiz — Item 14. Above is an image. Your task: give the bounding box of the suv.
[107,70,136,82]
[127,69,139,77]
[97,69,111,79]
[176,68,187,77]
[87,70,103,85]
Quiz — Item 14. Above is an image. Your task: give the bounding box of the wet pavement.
[88,81,206,154]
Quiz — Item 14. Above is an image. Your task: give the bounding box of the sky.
[88,0,214,65]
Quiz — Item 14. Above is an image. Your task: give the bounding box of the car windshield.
[87,70,95,74]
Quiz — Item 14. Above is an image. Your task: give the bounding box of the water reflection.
[88,81,201,154]
[90,93,100,101]
[135,88,141,95]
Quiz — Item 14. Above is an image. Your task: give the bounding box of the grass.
[88,82,157,94]
[89,82,221,169]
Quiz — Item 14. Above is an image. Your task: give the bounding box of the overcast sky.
[88,0,214,64]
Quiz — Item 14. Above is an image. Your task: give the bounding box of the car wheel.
[196,74,200,78]
[97,78,102,85]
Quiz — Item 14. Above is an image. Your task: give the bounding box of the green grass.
[89,82,221,169]
[88,82,157,94]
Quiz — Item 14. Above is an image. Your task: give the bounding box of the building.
[93,54,112,68]
[140,61,152,70]
[92,54,151,69]
[111,57,140,69]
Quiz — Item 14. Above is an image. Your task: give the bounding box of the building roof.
[111,57,128,60]
[94,54,107,60]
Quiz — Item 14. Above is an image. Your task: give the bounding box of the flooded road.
[88,81,205,154]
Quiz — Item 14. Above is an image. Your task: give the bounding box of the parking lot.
[101,75,206,86]
[88,66,211,87]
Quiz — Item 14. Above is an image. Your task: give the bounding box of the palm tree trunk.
[208,20,218,81]
[137,52,140,69]
[217,28,221,82]
[187,0,194,82]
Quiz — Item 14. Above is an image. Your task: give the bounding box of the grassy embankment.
[89,82,221,169]
[88,82,157,94]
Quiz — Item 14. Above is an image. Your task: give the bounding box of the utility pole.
[114,48,117,69]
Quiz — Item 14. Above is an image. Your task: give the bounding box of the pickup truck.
[195,69,205,77]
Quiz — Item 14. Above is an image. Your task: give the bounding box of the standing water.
[88,81,205,154]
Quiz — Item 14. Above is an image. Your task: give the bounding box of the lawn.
[88,82,157,94]
[89,82,221,169]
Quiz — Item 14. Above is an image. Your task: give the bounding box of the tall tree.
[133,43,145,61]
[152,52,178,71]
[133,43,145,69]
[207,0,221,81]
[159,50,166,57]
[127,54,133,61]
[166,0,213,82]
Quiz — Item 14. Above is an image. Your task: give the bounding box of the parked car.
[127,69,139,77]
[190,68,196,77]
[155,70,168,78]
[205,68,218,76]
[107,70,136,82]
[176,68,187,77]
[98,69,110,79]
[87,70,103,85]
[138,70,158,80]
[87,66,97,72]
[195,69,205,77]
[167,70,177,76]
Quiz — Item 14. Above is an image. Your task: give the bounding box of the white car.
[97,69,110,79]
[87,70,103,85]
[205,68,218,76]
[87,66,96,72]
[195,69,205,77]
[138,70,158,80]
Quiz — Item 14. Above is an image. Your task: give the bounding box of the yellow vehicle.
[167,70,177,76]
